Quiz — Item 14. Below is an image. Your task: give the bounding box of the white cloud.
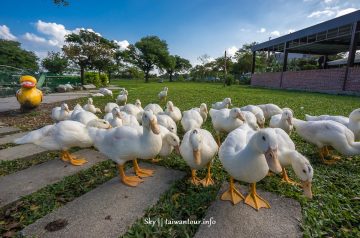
[270,31,281,37]
[115,40,130,50]
[0,25,17,40]
[336,8,357,17]
[324,0,335,3]
[226,46,238,57]
[308,9,335,18]
[23,32,47,44]
[257,28,266,33]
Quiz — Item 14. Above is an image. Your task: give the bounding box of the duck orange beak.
[193,149,201,165]
[302,180,313,199]
[265,148,281,173]
[174,145,180,155]
[21,81,35,88]
[237,112,245,121]
[287,118,293,126]
[150,119,160,134]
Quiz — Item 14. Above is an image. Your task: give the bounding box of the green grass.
[1,80,359,237]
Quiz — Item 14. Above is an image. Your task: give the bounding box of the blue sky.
[0,0,359,65]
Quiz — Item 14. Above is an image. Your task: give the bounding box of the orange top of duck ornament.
[16,75,43,111]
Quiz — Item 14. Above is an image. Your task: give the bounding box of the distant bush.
[225,74,234,86]
[84,72,108,87]
[177,75,185,82]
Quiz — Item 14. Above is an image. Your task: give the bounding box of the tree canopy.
[0,39,39,72]
[163,55,192,82]
[126,36,169,82]
[41,51,69,74]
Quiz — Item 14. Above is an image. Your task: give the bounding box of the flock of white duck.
[15,86,360,211]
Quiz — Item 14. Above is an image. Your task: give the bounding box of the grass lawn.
[1,80,359,237]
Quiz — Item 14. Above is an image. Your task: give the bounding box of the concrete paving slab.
[194,183,302,238]
[0,149,106,208]
[0,132,28,145]
[0,122,7,127]
[0,127,21,136]
[22,163,185,238]
[0,144,47,161]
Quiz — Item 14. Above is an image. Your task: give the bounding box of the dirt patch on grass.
[0,98,86,131]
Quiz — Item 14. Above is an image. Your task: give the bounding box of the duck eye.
[302,169,306,173]
[262,136,266,141]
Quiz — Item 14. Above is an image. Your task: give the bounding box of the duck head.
[135,99,142,107]
[20,75,37,89]
[61,102,70,113]
[190,129,202,165]
[230,108,245,121]
[165,133,181,154]
[224,98,232,107]
[87,119,112,129]
[200,103,208,114]
[349,108,360,121]
[256,113,266,128]
[167,101,174,112]
[87,98,93,105]
[256,129,282,173]
[291,151,313,199]
[282,108,294,126]
[142,110,160,134]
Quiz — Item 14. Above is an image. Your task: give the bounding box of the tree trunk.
[80,67,85,85]
[107,70,111,83]
[144,70,149,83]
[169,72,173,82]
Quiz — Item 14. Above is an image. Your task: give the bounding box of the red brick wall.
[251,72,281,88]
[251,68,360,93]
[346,67,360,92]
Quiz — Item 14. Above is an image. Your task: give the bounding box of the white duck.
[89,110,162,187]
[181,109,204,132]
[144,103,163,115]
[192,103,208,122]
[209,108,245,145]
[83,98,102,114]
[158,87,168,102]
[157,114,177,134]
[305,108,360,141]
[293,118,360,164]
[273,128,313,198]
[152,125,181,162]
[164,101,182,123]
[242,111,260,131]
[270,108,294,134]
[69,104,84,120]
[72,110,99,126]
[121,99,144,124]
[99,88,113,97]
[180,128,219,186]
[105,111,139,127]
[257,104,283,120]
[51,102,71,122]
[116,90,128,105]
[108,107,123,128]
[219,127,281,210]
[212,98,232,110]
[104,102,119,113]
[14,119,111,166]
[240,105,265,128]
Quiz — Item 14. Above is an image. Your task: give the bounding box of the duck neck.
[242,133,263,158]
[87,127,107,147]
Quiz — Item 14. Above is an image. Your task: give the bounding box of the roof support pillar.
[251,51,256,74]
[280,42,289,88]
[343,21,359,91]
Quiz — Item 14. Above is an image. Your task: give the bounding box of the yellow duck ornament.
[16,75,43,111]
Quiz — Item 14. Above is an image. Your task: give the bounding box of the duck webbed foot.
[151,158,161,163]
[319,147,340,165]
[281,168,300,186]
[61,151,88,166]
[244,183,270,211]
[200,163,215,187]
[221,177,244,205]
[118,164,144,187]
[190,169,201,185]
[133,159,154,177]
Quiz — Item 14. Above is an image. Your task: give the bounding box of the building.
[251,10,360,93]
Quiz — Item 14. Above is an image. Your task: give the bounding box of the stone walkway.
[0,149,106,208]
[194,183,302,238]
[0,144,48,161]
[0,91,92,112]
[0,132,28,145]
[22,163,185,238]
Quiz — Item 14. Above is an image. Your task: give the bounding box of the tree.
[41,51,68,74]
[91,39,118,81]
[126,36,169,83]
[63,30,107,84]
[164,55,192,81]
[0,39,39,71]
